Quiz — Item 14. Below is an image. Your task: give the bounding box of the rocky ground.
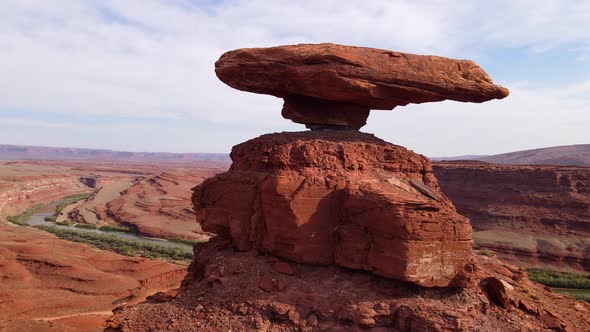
[434,161,590,272]
[107,237,590,331]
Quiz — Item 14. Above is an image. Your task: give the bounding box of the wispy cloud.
[0,118,72,129]
[0,0,589,153]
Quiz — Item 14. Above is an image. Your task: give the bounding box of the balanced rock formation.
[194,131,472,287]
[194,43,509,287]
[216,43,509,129]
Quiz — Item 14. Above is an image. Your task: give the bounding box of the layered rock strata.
[216,43,509,129]
[104,171,216,240]
[194,130,472,287]
[434,161,590,271]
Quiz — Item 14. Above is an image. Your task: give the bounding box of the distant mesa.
[215,43,509,129]
[0,144,230,164]
[434,144,590,167]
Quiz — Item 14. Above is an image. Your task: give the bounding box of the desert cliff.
[434,161,590,272]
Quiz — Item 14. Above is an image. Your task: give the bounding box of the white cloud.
[0,0,589,153]
[0,118,72,129]
[367,79,590,156]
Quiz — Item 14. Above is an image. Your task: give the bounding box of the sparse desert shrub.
[169,237,201,246]
[74,223,97,230]
[98,225,136,233]
[55,220,72,226]
[44,216,57,222]
[479,249,495,257]
[33,225,193,262]
[6,204,44,226]
[553,289,590,303]
[6,216,28,226]
[527,269,590,289]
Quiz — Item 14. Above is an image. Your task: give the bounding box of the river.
[27,201,192,250]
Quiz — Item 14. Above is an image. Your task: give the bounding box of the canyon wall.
[433,161,590,272]
[0,174,91,218]
[103,170,217,240]
[0,161,189,330]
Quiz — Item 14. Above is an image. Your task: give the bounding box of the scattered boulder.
[258,275,274,292]
[482,277,515,309]
[272,261,296,276]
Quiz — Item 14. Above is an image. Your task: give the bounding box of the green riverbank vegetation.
[527,269,590,303]
[6,204,44,226]
[34,225,193,262]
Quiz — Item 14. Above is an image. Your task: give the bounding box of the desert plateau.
[2,2,590,331]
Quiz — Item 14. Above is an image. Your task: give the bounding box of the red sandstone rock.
[433,161,590,271]
[272,261,296,276]
[482,277,515,309]
[107,238,590,331]
[258,275,274,292]
[215,43,509,129]
[193,130,473,287]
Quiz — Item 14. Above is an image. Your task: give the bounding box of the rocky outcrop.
[189,43,511,287]
[194,130,472,287]
[108,238,590,331]
[0,174,91,218]
[216,43,508,129]
[433,161,590,271]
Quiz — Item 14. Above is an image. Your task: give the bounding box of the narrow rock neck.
[281,95,370,130]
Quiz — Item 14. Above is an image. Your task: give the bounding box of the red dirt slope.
[0,223,186,331]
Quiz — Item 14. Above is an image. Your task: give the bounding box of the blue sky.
[1,0,589,156]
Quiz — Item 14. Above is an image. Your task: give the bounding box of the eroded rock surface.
[193,130,472,287]
[107,238,590,331]
[434,161,590,272]
[216,43,509,129]
[103,171,218,240]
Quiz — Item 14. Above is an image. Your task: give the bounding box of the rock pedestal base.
[192,130,473,287]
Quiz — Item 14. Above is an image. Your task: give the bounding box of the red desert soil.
[0,222,187,331]
[434,161,590,272]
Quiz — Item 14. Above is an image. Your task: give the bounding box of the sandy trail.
[33,311,113,321]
